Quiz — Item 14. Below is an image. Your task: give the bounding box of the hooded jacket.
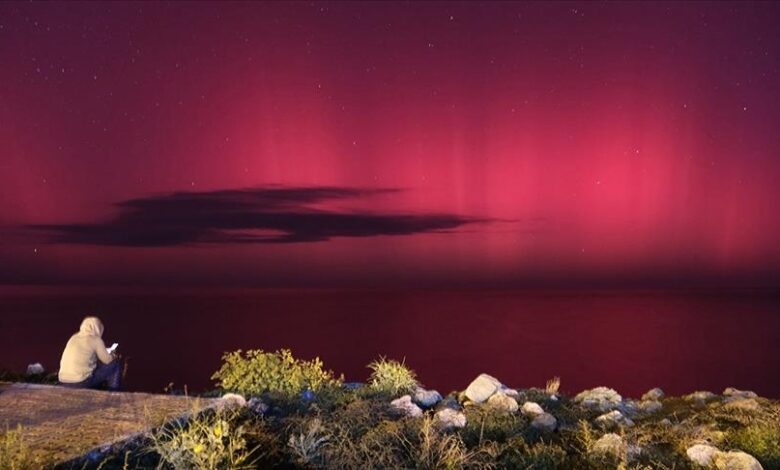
[58,316,114,383]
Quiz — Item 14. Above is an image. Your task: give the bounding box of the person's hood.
[78,316,104,337]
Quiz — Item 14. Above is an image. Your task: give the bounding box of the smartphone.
[107,343,119,354]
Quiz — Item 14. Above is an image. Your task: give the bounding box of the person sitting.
[58,316,124,391]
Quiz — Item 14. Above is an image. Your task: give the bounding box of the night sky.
[2,1,779,288]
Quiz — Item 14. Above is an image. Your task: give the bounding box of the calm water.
[1,288,778,398]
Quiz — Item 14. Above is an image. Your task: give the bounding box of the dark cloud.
[30,187,480,246]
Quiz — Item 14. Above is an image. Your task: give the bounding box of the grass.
[5,353,779,469]
[0,425,46,470]
[366,357,419,397]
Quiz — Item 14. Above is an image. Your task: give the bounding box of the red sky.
[1,1,779,288]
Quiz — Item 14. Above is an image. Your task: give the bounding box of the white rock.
[26,363,44,375]
[218,393,247,408]
[487,392,519,413]
[659,418,672,426]
[713,451,763,470]
[573,387,622,412]
[687,444,719,467]
[641,387,664,401]
[723,388,758,400]
[591,433,625,457]
[247,397,268,415]
[531,412,557,432]
[500,387,519,397]
[464,373,502,403]
[521,401,545,417]
[391,395,423,418]
[639,400,663,414]
[413,388,443,408]
[686,391,717,404]
[435,408,467,429]
[595,410,634,428]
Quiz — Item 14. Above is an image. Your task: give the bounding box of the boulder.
[686,391,717,405]
[686,444,719,466]
[573,387,622,412]
[464,373,502,403]
[26,363,45,375]
[713,451,763,470]
[595,410,634,428]
[641,387,664,401]
[723,388,758,400]
[487,392,519,413]
[435,396,462,412]
[391,395,423,418]
[435,408,467,430]
[591,433,624,458]
[639,400,663,414]
[531,412,557,432]
[217,393,247,409]
[413,388,443,408]
[521,401,545,417]
[247,397,268,415]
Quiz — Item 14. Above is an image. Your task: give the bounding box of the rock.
[413,388,443,408]
[435,408,467,430]
[659,418,672,426]
[531,412,557,432]
[464,373,502,403]
[391,395,423,418]
[627,445,643,463]
[619,399,639,416]
[713,451,763,470]
[487,392,519,413]
[687,444,719,466]
[595,410,634,428]
[686,391,717,405]
[641,387,664,401]
[723,388,758,400]
[500,387,519,397]
[218,393,247,408]
[26,363,45,375]
[247,397,268,415]
[521,401,545,417]
[591,433,625,458]
[639,400,663,414]
[723,398,760,412]
[573,387,622,412]
[435,396,462,412]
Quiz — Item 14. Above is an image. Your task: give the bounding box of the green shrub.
[150,409,259,470]
[367,357,419,396]
[0,426,44,470]
[728,423,780,469]
[212,349,343,397]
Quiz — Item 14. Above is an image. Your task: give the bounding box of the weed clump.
[150,409,260,470]
[212,349,343,398]
[366,357,419,396]
[0,425,44,470]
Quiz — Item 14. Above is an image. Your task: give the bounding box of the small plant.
[546,377,561,395]
[0,425,43,470]
[150,409,258,470]
[287,418,329,468]
[403,416,473,469]
[212,349,343,397]
[367,357,419,396]
[728,423,780,469]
